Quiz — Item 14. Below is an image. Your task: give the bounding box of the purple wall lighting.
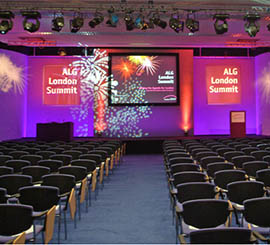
[0,49,27,141]
[194,57,256,135]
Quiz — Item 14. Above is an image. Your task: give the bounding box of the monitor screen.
[108,53,179,106]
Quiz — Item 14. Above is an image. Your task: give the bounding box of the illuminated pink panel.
[43,65,80,105]
[206,65,241,104]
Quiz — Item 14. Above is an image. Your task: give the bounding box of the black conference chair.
[242,161,269,179]
[22,166,51,184]
[38,159,63,173]
[0,166,13,176]
[5,159,31,173]
[0,188,7,203]
[20,154,43,165]
[0,204,33,243]
[188,227,253,244]
[231,155,256,169]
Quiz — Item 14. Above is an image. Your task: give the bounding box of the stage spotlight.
[89,13,104,28]
[135,15,149,30]
[70,15,84,33]
[152,13,167,29]
[124,13,134,31]
[52,15,64,32]
[186,16,199,33]
[0,11,14,34]
[213,14,229,34]
[106,7,119,27]
[244,14,260,37]
[22,11,41,33]
[169,14,184,33]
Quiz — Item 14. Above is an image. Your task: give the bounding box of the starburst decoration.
[114,59,136,81]
[0,54,25,94]
[258,61,270,104]
[136,56,160,76]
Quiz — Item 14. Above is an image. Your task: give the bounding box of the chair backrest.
[256,168,270,187]
[173,171,207,186]
[70,159,96,173]
[189,228,252,244]
[72,147,89,154]
[62,150,82,160]
[182,199,229,229]
[79,154,101,166]
[22,166,50,183]
[250,150,270,161]
[224,151,245,162]
[0,204,33,236]
[168,152,190,160]
[59,166,87,182]
[196,151,218,162]
[42,174,75,196]
[214,170,246,190]
[88,150,107,162]
[200,156,225,169]
[5,160,31,173]
[227,180,265,205]
[0,155,13,166]
[36,151,56,159]
[216,147,235,157]
[176,182,216,203]
[242,161,269,178]
[21,147,41,154]
[0,174,32,195]
[171,163,200,175]
[50,154,72,166]
[19,186,59,212]
[47,147,65,154]
[8,151,29,159]
[0,166,13,176]
[0,187,7,203]
[38,159,63,172]
[235,144,250,151]
[231,155,256,169]
[169,157,194,165]
[207,162,234,178]
[241,147,259,155]
[243,197,270,228]
[20,154,43,165]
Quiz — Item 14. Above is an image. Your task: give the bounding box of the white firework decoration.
[70,48,152,137]
[102,78,152,137]
[0,54,25,94]
[258,61,270,104]
[70,49,109,135]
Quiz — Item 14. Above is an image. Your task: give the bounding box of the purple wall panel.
[26,57,94,137]
[194,57,256,135]
[0,49,27,141]
[255,53,270,135]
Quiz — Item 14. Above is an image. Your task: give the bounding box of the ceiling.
[1,0,270,48]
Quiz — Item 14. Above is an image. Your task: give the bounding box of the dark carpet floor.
[48,154,175,244]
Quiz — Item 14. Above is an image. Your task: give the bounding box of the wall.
[0,49,27,141]
[194,57,256,135]
[255,53,270,135]
[26,56,94,137]
[26,49,193,138]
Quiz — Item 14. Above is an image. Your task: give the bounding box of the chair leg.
[58,214,61,243]
[64,211,67,240]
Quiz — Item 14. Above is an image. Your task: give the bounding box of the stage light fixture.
[22,11,41,33]
[124,13,135,31]
[0,11,14,35]
[135,15,150,30]
[169,14,184,33]
[152,13,167,29]
[89,12,104,28]
[186,12,199,33]
[52,15,64,32]
[106,7,119,27]
[244,14,260,37]
[213,14,229,34]
[70,14,84,33]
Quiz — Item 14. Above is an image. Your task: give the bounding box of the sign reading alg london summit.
[43,65,80,105]
[206,65,241,104]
